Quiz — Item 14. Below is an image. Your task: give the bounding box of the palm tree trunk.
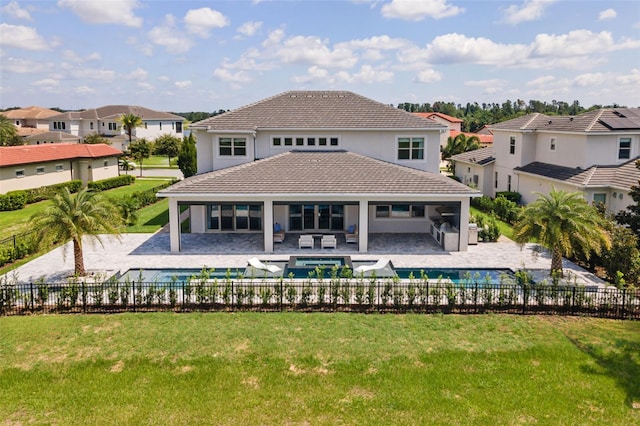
[551,249,563,277]
[73,238,85,276]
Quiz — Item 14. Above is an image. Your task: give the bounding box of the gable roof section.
[0,144,122,167]
[25,131,81,142]
[50,105,183,121]
[450,148,495,166]
[3,106,60,120]
[490,108,640,133]
[514,157,640,190]
[191,91,448,131]
[159,151,478,196]
[413,112,463,123]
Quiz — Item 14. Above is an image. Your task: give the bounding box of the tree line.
[397,99,626,133]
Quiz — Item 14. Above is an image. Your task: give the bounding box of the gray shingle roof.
[490,108,640,133]
[159,151,478,196]
[50,105,183,121]
[450,148,495,166]
[191,91,447,131]
[515,157,640,190]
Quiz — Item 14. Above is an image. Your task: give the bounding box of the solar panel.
[600,117,640,130]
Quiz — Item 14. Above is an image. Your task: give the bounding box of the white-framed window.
[507,175,512,191]
[398,137,424,160]
[176,122,182,133]
[330,137,338,146]
[509,136,516,155]
[273,137,281,146]
[495,171,498,189]
[307,137,315,146]
[593,193,607,205]
[159,122,162,130]
[376,204,425,218]
[90,122,94,130]
[550,137,556,151]
[296,137,304,146]
[108,122,117,131]
[16,169,25,178]
[36,166,45,174]
[55,164,63,172]
[284,137,293,146]
[619,137,632,160]
[53,121,66,130]
[219,137,246,156]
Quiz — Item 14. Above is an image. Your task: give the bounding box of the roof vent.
[569,117,574,121]
[548,120,552,124]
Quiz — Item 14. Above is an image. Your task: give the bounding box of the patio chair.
[321,235,337,249]
[298,234,314,249]
[354,258,390,275]
[248,257,282,273]
[273,223,285,243]
[345,224,358,244]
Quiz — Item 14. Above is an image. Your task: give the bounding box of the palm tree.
[118,113,143,150]
[441,133,481,173]
[513,189,611,277]
[32,187,122,276]
[0,114,20,146]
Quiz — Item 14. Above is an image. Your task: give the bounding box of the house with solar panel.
[158,91,481,253]
[451,108,640,212]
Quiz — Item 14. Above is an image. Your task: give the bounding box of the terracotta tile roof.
[490,108,640,133]
[159,151,478,196]
[413,112,463,123]
[450,148,495,166]
[191,91,447,131]
[3,106,61,120]
[49,105,184,121]
[449,130,493,145]
[0,143,122,167]
[514,157,640,190]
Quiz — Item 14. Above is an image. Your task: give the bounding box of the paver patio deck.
[5,232,607,287]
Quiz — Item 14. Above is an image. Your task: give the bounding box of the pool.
[394,268,514,284]
[116,268,241,283]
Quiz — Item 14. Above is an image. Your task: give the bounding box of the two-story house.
[3,106,60,138]
[46,106,186,151]
[158,91,480,254]
[451,108,640,212]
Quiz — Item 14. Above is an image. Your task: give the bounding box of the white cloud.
[615,68,640,87]
[414,69,442,83]
[213,68,252,84]
[531,30,614,57]
[148,14,193,54]
[337,65,394,83]
[237,21,262,37]
[3,57,54,73]
[526,75,556,87]
[33,78,60,87]
[464,79,507,88]
[127,68,148,81]
[58,0,143,27]
[502,0,556,25]
[337,35,410,51]
[261,30,357,69]
[174,80,192,89]
[184,7,229,38]
[2,1,32,21]
[137,82,155,91]
[69,67,116,81]
[292,66,331,84]
[381,0,463,21]
[598,9,617,21]
[75,86,96,95]
[0,23,51,50]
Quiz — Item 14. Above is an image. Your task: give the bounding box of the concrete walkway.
[5,232,607,287]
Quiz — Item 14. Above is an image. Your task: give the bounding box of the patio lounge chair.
[248,257,282,273]
[354,258,390,274]
[321,235,337,249]
[345,224,358,244]
[298,234,314,249]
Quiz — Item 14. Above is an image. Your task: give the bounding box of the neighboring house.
[452,108,640,212]
[413,112,461,152]
[449,130,493,147]
[450,148,495,195]
[159,91,479,254]
[0,143,122,194]
[47,105,185,151]
[25,131,81,145]
[3,106,60,137]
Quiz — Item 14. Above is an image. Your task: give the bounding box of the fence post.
[231,280,235,312]
[474,282,478,313]
[521,285,527,315]
[30,282,35,312]
[132,280,136,312]
[81,281,86,313]
[621,288,627,320]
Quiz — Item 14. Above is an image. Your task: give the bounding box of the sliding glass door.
[289,204,344,231]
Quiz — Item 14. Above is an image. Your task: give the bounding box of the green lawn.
[0,314,638,425]
[140,155,178,168]
[126,198,169,233]
[0,179,167,237]
[470,206,516,240]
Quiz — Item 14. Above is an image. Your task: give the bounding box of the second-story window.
[398,137,424,160]
[219,138,246,156]
[550,138,556,151]
[509,136,516,155]
[53,121,66,130]
[90,122,94,130]
[108,122,117,131]
[619,137,631,160]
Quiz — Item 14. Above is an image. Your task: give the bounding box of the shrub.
[24,180,83,204]
[88,175,135,192]
[471,195,494,212]
[495,191,522,204]
[0,191,27,211]
[493,196,519,224]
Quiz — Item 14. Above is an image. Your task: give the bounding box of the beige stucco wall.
[1,161,73,193]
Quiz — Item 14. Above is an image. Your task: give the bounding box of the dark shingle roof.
[515,157,640,190]
[191,91,447,131]
[490,108,640,133]
[450,148,495,166]
[159,151,478,196]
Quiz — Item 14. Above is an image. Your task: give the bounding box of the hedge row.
[87,174,135,191]
[471,194,521,225]
[0,180,83,211]
[0,235,38,268]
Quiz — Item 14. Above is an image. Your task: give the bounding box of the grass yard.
[126,198,169,233]
[470,206,516,240]
[0,314,638,425]
[140,155,178,168]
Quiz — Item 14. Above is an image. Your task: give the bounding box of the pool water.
[394,268,514,284]
[117,268,241,283]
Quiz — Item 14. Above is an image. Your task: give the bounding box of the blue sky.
[1,0,639,112]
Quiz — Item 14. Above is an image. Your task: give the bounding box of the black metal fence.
[1,277,638,319]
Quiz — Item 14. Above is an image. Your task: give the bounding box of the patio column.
[263,199,274,253]
[458,198,470,251]
[358,200,368,252]
[169,198,181,253]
